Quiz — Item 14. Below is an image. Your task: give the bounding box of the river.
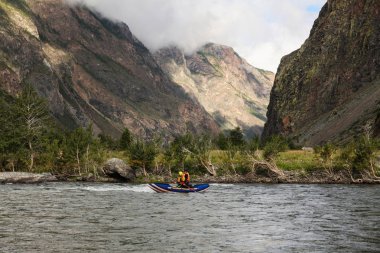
[0,183,379,252]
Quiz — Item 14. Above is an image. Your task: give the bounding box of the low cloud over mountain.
[66,0,325,72]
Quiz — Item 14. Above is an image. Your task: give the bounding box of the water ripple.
[0,183,379,252]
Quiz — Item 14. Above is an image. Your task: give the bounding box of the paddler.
[184,169,192,188]
[177,171,186,188]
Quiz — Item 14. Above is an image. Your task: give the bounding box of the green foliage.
[119,128,133,150]
[187,134,215,174]
[190,134,213,159]
[64,126,93,164]
[314,142,337,166]
[352,136,376,172]
[98,133,118,150]
[229,127,245,147]
[0,94,23,156]
[338,142,355,169]
[235,164,251,175]
[214,132,229,150]
[263,135,289,160]
[170,133,194,169]
[337,135,378,174]
[11,84,52,170]
[245,135,260,154]
[128,139,158,174]
[276,150,317,171]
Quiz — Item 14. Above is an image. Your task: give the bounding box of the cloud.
[66,0,326,72]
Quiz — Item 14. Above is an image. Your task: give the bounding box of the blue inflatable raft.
[148,183,209,193]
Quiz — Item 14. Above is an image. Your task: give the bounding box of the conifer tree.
[16,84,50,171]
[0,95,23,171]
[129,139,157,176]
[120,128,133,150]
[229,127,245,147]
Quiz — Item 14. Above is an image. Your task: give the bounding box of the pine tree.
[16,84,50,171]
[129,139,158,176]
[229,127,245,147]
[0,94,23,171]
[215,132,229,150]
[119,128,133,150]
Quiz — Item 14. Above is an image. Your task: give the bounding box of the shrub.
[352,136,376,172]
[235,165,251,175]
[263,135,289,160]
[314,143,337,172]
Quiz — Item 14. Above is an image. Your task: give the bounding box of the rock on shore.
[0,172,58,184]
[102,158,135,182]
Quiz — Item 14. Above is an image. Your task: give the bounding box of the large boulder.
[103,158,135,182]
[0,172,57,184]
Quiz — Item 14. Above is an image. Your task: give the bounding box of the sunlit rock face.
[263,0,380,145]
[154,43,274,137]
[0,0,219,138]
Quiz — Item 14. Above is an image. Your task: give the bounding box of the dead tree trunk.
[76,146,81,176]
[28,140,34,172]
[142,164,147,176]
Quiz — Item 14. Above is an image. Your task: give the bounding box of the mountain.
[0,0,219,138]
[154,43,274,137]
[263,0,380,145]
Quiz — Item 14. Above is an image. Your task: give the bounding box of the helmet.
[178,171,183,176]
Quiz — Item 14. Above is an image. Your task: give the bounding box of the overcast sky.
[67,0,326,72]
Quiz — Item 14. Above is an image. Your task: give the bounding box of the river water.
[0,183,379,253]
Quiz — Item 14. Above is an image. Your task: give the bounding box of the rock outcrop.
[154,43,274,137]
[263,0,380,145]
[0,0,218,138]
[102,158,135,182]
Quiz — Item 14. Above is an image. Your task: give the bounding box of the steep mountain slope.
[0,0,218,138]
[154,43,274,137]
[263,0,380,145]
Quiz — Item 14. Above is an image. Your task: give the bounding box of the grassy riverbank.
[1,143,379,184]
[131,149,380,184]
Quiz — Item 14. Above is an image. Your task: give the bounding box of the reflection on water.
[0,183,379,252]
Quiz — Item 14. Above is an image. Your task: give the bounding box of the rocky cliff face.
[0,0,218,138]
[154,43,274,137]
[263,0,380,145]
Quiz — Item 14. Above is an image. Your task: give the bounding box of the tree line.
[0,84,286,177]
[0,84,379,180]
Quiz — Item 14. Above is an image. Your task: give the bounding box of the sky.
[67,0,326,72]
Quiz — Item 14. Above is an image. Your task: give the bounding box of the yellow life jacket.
[177,174,185,183]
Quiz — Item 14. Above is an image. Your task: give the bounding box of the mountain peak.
[154,43,274,137]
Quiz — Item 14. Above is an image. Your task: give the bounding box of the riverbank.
[2,162,380,184]
[1,169,380,184]
[2,169,380,185]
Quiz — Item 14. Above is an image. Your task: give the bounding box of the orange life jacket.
[184,172,190,183]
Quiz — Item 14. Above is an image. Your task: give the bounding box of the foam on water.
[210,183,234,187]
[82,184,153,193]
[125,185,153,193]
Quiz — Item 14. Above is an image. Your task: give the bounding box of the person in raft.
[177,171,186,188]
[184,169,192,188]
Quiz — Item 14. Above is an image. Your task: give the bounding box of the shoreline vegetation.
[1,132,379,184]
[1,85,380,185]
